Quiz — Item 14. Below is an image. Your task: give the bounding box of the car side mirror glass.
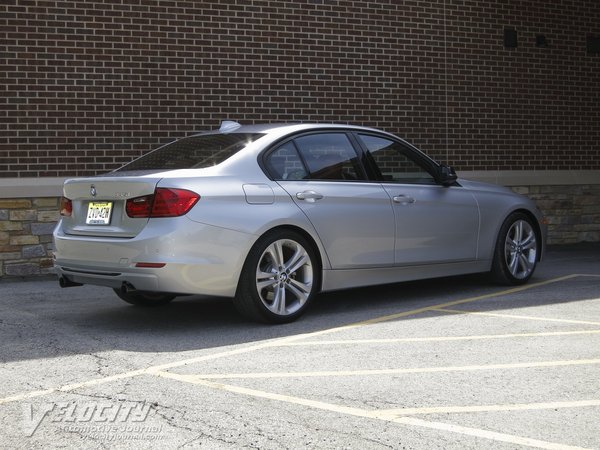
[438,164,457,186]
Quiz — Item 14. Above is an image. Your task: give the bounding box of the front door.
[356,133,479,265]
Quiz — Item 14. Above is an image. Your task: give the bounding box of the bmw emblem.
[90,185,97,197]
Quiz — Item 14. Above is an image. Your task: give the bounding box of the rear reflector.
[126,188,200,218]
[135,262,166,268]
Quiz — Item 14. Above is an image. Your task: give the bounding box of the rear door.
[356,133,480,265]
[265,132,395,269]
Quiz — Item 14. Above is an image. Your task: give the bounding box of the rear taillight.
[151,188,200,217]
[126,188,200,218]
[60,197,72,217]
[126,194,154,218]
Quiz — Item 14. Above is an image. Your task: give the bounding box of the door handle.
[296,190,324,202]
[393,195,415,204]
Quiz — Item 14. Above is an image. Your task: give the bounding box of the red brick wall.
[1,0,599,177]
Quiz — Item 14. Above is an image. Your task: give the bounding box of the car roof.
[185,122,437,169]
[190,122,392,137]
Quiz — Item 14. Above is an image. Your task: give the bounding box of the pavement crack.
[89,352,110,377]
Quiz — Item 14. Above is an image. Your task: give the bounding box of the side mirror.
[437,164,457,186]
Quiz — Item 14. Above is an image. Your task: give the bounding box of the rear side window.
[116,133,263,171]
[266,142,309,180]
[294,133,364,181]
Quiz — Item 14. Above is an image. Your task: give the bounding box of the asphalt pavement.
[1,244,599,449]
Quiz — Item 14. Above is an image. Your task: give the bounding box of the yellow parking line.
[391,416,589,450]
[154,369,370,414]
[153,371,590,450]
[0,369,150,405]
[434,308,600,326]
[275,329,600,346]
[0,274,584,405]
[170,358,600,380]
[333,274,580,329]
[376,399,600,417]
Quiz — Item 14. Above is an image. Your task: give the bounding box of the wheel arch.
[243,224,325,293]
[233,224,325,322]
[485,206,544,264]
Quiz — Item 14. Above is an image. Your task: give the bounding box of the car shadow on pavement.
[0,244,598,364]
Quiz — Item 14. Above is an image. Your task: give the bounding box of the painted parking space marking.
[153,297,600,448]
[0,368,150,405]
[1,273,599,449]
[376,399,600,417]
[434,308,600,326]
[274,329,600,346]
[165,358,600,380]
[0,273,581,405]
[337,274,580,328]
[152,371,591,450]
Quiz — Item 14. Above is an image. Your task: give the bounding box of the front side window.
[294,133,363,181]
[116,133,263,171]
[358,134,436,185]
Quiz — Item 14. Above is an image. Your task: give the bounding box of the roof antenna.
[219,120,242,133]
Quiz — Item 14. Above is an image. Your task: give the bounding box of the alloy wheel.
[255,239,313,316]
[504,219,537,280]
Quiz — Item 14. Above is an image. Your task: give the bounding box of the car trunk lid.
[61,176,162,238]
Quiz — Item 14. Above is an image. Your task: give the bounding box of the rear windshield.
[115,133,263,171]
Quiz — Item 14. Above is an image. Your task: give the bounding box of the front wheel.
[234,230,320,324]
[113,288,176,307]
[491,212,539,285]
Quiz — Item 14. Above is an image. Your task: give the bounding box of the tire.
[113,288,175,307]
[490,212,539,285]
[234,229,320,324]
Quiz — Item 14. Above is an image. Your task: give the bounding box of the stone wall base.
[0,198,58,277]
[511,184,600,245]
[0,184,598,277]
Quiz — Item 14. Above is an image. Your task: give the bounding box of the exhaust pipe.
[120,282,137,295]
[59,276,83,288]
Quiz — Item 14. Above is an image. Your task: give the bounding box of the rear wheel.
[491,212,539,285]
[113,288,175,307]
[234,230,320,324]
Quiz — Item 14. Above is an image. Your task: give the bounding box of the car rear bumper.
[53,216,256,297]
[56,264,160,291]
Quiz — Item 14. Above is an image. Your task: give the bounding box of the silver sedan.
[53,122,546,323]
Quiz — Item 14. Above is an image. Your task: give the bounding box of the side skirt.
[321,260,491,292]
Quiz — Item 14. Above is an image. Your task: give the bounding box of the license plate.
[86,202,113,225]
